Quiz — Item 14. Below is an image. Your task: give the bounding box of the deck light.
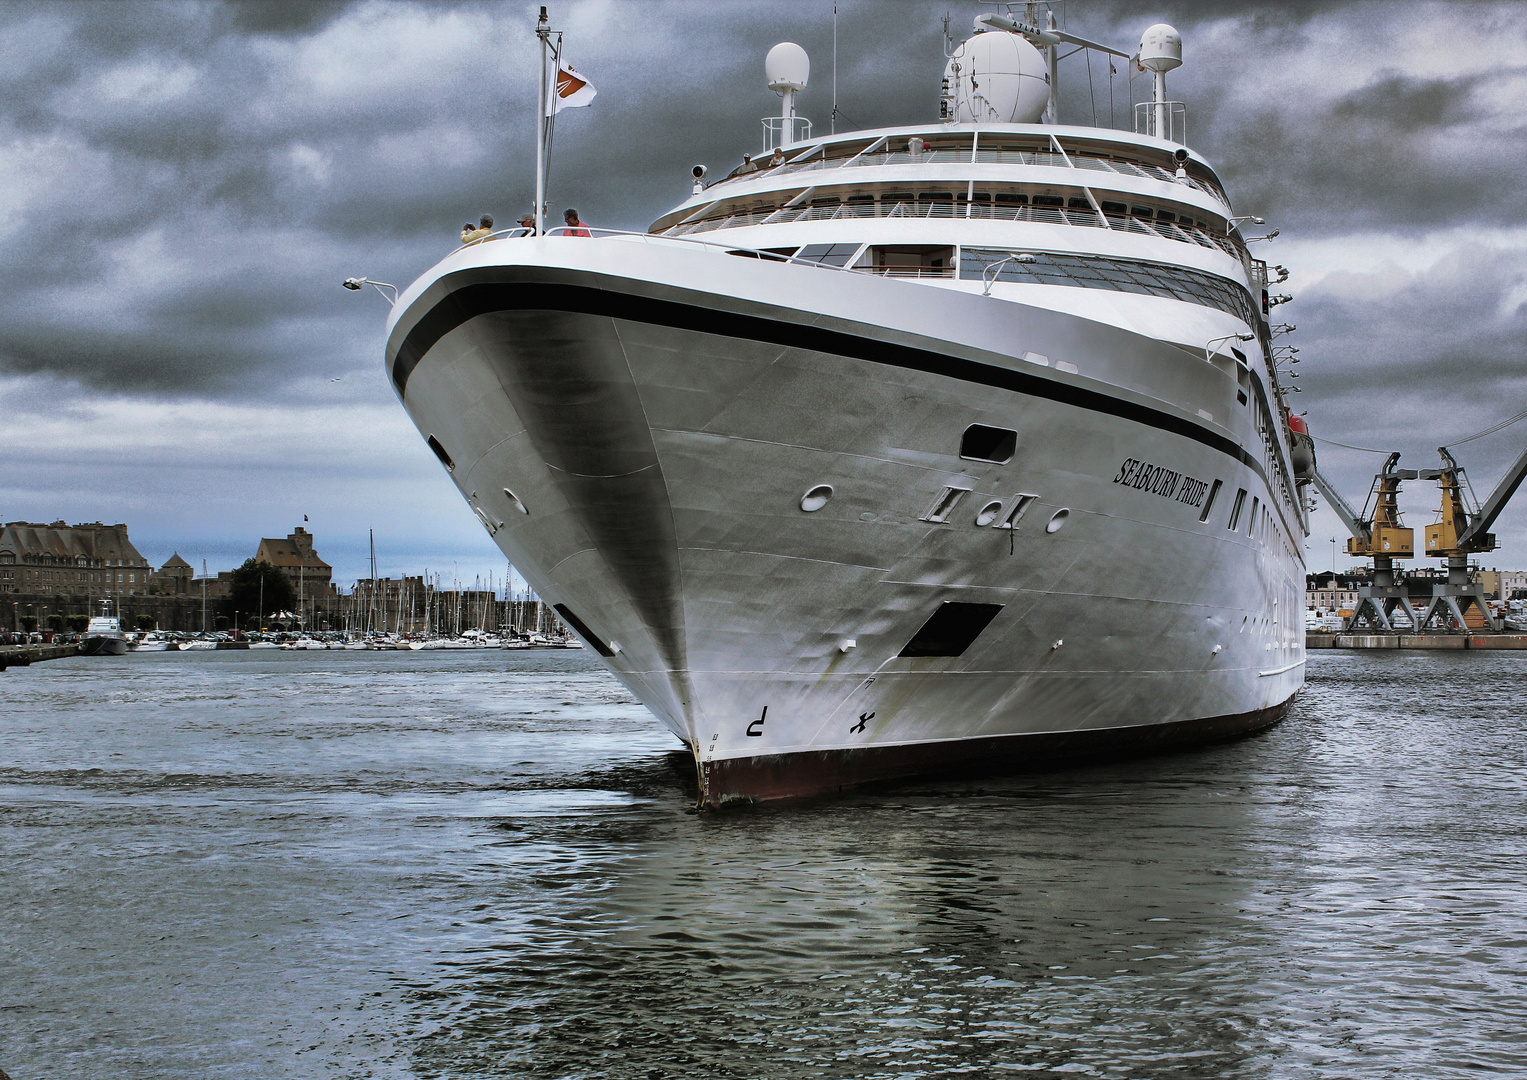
[1203,332,1255,361]
[981,253,1037,296]
[342,277,398,305]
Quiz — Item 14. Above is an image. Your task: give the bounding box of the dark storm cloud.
[2,0,1526,415]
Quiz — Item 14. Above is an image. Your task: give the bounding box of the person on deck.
[517,214,537,235]
[460,213,495,244]
[562,208,591,237]
[736,153,757,175]
[768,147,785,168]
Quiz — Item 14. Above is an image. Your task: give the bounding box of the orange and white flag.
[549,60,596,114]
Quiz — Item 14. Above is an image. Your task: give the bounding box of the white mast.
[535,6,551,234]
[1042,6,1058,125]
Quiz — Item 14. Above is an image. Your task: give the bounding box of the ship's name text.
[1112,458,1211,507]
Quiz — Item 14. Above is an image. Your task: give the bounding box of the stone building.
[149,553,195,596]
[255,527,335,599]
[0,522,213,631]
[0,521,153,596]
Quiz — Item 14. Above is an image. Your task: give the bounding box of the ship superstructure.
[375,8,1309,806]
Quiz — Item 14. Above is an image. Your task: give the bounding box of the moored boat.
[80,602,128,656]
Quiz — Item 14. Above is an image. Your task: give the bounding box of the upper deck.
[650,123,1255,281]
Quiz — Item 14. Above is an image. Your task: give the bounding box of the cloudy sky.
[3,0,1526,584]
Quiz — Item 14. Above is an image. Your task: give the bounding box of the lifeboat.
[1287,411,1316,480]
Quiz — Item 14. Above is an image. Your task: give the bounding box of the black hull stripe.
[392,281,1264,479]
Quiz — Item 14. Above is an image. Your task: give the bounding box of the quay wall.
[2,592,217,633]
[1308,632,1527,651]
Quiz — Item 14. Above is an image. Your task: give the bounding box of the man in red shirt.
[562,208,591,237]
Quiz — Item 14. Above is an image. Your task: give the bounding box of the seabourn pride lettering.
[1112,457,1214,508]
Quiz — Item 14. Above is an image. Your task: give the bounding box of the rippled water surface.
[2,649,1525,1078]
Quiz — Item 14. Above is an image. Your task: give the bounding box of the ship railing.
[663,200,1247,261]
[450,225,974,286]
[447,225,868,276]
[755,145,1228,205]
[450,225,1241,294]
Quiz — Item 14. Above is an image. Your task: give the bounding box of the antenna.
[831,3,837,135]
[766,41,809,122]
[764,42,809,149]
[1138,23,1182,138]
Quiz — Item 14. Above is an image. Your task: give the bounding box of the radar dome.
[944,28,1048,124]
[765,42,810,92]
[1139,24,1182,73]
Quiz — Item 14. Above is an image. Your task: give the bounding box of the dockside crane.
[1311,452,1420,631]
[1406,443,1527,631]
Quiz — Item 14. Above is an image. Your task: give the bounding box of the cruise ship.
[375,8,1310,807]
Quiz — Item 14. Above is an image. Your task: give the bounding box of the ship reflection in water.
[2,650,1523,1078]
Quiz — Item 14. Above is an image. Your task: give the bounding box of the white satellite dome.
[765,42,810,92]
[1139,24,1182,73]
[944,27,1049,125]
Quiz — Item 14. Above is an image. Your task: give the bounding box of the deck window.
[1199,479,1223,523]
[961,249,1258,325]
[795,243,862,267]
[1227,489,1247,531]
[426,435,455,472]
[870,245,956,278]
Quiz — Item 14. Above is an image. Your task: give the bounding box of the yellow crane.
[1405,444,1527,631]
[1312,453,1420,631]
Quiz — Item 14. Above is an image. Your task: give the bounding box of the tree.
[136,614,156,631]
[19,616,36,632]
[66,614,89,632]
[222,560,296,626]
[46,614,64,632]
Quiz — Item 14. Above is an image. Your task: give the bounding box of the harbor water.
[2,650,1524,1079]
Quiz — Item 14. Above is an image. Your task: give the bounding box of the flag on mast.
[548,60,596,114]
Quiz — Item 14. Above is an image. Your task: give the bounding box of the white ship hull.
[385,237,1304,805]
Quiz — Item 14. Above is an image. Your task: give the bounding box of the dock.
[0,642,83,670]
[1307,633,1527,650]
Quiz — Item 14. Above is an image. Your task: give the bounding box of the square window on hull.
[899,602,1004,657]
[960,424,1017,463]
[553,604,614,657]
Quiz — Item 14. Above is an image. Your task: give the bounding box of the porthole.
[503,488,529,515]
[974,500,1003,527]
[1045,508,1070,533]
[800,485,834,512]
